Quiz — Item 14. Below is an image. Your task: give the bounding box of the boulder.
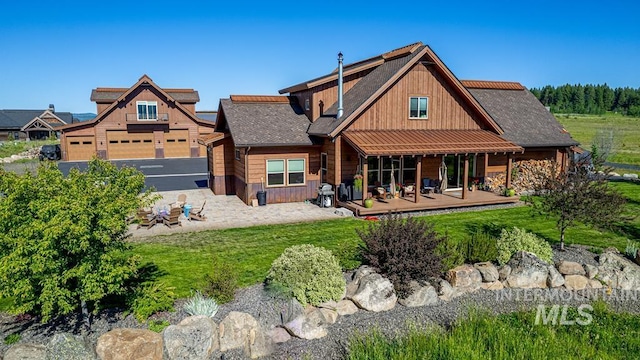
[350,273,397,312]
[547,265,565,288]
[318,300,338,311]
[4,344,46,360]
[398,281,438,307]
[46,333,94,360]
[480,281,504,291]
[589,279,603,289]
[269,327,291,344]
[598,252,640,290]
[446,265,482,290]
[557,260,586,276]
[564,275,590,290]
[164,316,218,360]
[248,326,274,359]
[636,250,640,267]
[602,247,620,254]
[435,279,456,301]
[505,251,549,289]
[474,262,499,282]
[584,264,598,279]
[335,299,358,316]
[284,308,328,340]
[352,265,377,284]
[498,265,512,281]
[219,311,259,353]
[96,329,162,360]
[318,308,338,324]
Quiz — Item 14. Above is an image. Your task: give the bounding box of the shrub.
[127,281,176,322]
[183,291,219,317]
[357,214,445,297]
[266,244,345,306]
[148,320,170,333]
[625,239,639,259]
[203,258,238,304]
[496,227,553,265]
[461,228,499,264]
[4,333,20,345]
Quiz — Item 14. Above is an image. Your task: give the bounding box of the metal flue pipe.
[337,52,344,119]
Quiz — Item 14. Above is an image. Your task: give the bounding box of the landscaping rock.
[636,250,640,267]
[284,308,328,340]
[334,208,354,217]
[318,308,338,324]
[96,329,162,360]
[352,265,377,284]
[351,273,397,312]
[164,315,218,360]
[46,333,94,360]
[557,260,586,276]
[269,327,291,344]
[248,326,274,359]
[480,281,504,291]
[435,279,456,301]
[446,265,482,291]
[474,262,499,282]
[602,247,620,254]
[4,344,46,360]
[564,275,590,290]
[547,265,565,288]
[598,252,640,290]
[335,299,358,316]
[584,264,598,279]
[219,311,259,353]
[318,300,338,311]
[589,279,603,289]
[398,281,438,307]
[498,265,511,281]
[506,251,549,289]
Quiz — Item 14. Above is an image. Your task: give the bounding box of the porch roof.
[342,130,523,156]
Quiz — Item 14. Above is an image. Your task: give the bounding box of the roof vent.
[337,52,344,119]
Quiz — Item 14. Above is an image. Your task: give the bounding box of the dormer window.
[137,101,158,120]
[409,97,428,119]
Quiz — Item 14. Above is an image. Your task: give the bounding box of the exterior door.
[66,136,95,161]
[164,130,190,158]
[106,131,154,159]
[444,155,475,189]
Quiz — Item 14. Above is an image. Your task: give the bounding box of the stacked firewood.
[485,160,559,195]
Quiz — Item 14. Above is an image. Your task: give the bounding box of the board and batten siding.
[348,63,484,131]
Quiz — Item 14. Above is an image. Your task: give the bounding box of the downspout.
[337,52,344,119]
[245,146,251,204]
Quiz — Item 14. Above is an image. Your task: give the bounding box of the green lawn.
[555,113,640,165]
[132,181,639,298]
[347,303,640,360]
[0,139,58,158]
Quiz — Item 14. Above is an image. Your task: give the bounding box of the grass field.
[131,181,639,298]
[347,303,640,360]
[555,113,640,166]
[0,139,58,159]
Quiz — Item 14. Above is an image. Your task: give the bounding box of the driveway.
[58,158,208,191]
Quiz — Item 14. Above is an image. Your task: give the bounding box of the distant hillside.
[72,113,96,122]
[530,84,640,116]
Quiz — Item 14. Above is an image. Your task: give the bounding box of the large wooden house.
[0,105,73,141]
[59,75,216,161]
[200,42,577,213]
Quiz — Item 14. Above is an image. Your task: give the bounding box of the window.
[235,148,241,160]
[409,97,428,119]
[304,98,310,111]
[137,101,158,120]
[266,158,306,187]
[367,157,380,185]
[287,159,305,185]
[402,157,416,184]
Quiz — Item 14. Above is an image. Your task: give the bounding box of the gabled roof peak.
[461,80,525,90]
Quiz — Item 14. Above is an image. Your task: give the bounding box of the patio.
[338,189,520,215]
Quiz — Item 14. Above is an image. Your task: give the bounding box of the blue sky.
[1,0,639,113]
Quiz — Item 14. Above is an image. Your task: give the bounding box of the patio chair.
[421,178,435,195]
[170,193,187,208]
[403,184,416,198]
[189,200,207,221]
[163,207,182,228]
[136,209,156,229]
[374,187,387,199]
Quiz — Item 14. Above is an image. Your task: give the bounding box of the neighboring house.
[59,75,216,161]
[200,42,577,210]
[0,105,73,140]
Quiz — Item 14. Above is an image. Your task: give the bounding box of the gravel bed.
[1,245,637,360]
[359,201,525,219]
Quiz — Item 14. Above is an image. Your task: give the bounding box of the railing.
[125,113,169,122]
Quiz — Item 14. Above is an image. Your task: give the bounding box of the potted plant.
[394,183,402,198]
[504,187,516,197]
[352,173,363,200]
[363,196,374,208]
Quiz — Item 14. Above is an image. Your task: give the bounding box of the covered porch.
[333,129,523,214]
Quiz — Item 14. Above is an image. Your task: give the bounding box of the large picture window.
[409,97,428,119]
[266,158,306,186]
[137,101,158,120]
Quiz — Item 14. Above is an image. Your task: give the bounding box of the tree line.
[530,84,640,116]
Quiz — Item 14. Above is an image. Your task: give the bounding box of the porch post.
[334,135,342,187]
[415,155,422,203]
[483,153,489,179]
[361,155,368,207]
[506,153,513,189]
[462,155,469,199]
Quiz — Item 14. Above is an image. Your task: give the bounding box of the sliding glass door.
[443,155,475,189]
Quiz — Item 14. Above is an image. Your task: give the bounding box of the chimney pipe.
[337,52,344,119]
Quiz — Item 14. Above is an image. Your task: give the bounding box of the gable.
[21,117,55,131]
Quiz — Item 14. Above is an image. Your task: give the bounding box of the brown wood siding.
[307,69,373,120]
[244,181,320,205]
[349,63,483,131]
[322,139,336,186]
[245,147,320,184]
[421,156,441,180]
[341,140,360,183]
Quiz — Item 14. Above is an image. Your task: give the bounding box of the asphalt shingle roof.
[468,88,579,147]
[220,98,314,147]
[0,110,73,129]
[307,45,426,136]
[90,89,200,103]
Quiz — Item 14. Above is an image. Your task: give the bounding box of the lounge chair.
[163,207,182,228]
[136,209,156,229]
[189,201,207,221]
[421,178,436,195]
[170,193,187,208]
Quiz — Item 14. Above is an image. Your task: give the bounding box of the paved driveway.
[58,158,208,191]
[129,189,343,238]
